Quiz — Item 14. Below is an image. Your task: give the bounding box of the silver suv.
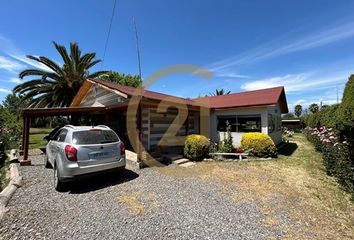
[45,125,126,191]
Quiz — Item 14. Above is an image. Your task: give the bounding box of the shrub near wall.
[241,132,277,158]
[184,134,210,161]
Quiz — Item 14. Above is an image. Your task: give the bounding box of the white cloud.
[8,53,52,72]
[208,20,354,71]
[214,71,250,79]
[0,55,25,73]
[9,77,23,84]
[0,35,53,72]
[0,88,11,94]
[294,99,307,106]
[240,71,349,93]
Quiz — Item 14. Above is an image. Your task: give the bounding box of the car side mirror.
[43,135,51,141]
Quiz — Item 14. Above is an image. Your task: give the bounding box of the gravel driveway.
[0,151,282,240]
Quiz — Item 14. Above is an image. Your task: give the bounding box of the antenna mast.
[133,17,142,80]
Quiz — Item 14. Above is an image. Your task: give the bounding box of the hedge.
[302,74,354,197]
[304,127,354,196]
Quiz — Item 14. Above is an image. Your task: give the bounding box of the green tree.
[0,107,22,149]
[321,105,329,110]
[309,103,319,114]
[2,93,29,115]
[209,89,231,96]
[338,74,354,129]
[14,42,108,108]
[99,71,142,87]
[294,104,302,118]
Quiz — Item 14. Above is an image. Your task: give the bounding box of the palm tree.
[209,88,231,96]
[309,103,319,114]
[14,42,108,108]
[294,104,302,118]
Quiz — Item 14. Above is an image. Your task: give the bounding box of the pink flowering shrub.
[304,126,354,196]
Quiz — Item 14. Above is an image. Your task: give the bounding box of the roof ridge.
[90,78,194,102]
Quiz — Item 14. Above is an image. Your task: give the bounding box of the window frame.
[216,114,262,133]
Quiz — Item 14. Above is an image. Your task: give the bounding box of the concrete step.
[172,158,189,165]
[149,151,162,158]
[179,162,196,168]
[163,154,183,162]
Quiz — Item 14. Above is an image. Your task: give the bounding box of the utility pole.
[133,17,142,80]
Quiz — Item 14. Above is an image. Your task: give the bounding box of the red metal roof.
[194,86,288,113]
[88,79,288,113]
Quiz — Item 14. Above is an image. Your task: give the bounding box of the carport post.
[137,104,142,163]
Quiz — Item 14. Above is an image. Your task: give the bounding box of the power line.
[101,0,117,69]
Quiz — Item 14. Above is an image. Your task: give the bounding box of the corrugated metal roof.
[194,86,288,112]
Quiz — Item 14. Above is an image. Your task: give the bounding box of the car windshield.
[72,130,119,145]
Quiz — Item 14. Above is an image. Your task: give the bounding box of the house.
[21,78,288,164]
[71,79,288,148]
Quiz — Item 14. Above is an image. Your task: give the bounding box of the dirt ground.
[157,134,354,239]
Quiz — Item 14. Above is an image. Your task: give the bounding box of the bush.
[184,134,210,161]
[241,132,277,158]
[0,108,22,150]
[338,74,354,131]
[304,126,354,196]
[219,121,233,153]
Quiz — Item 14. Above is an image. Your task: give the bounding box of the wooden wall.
[80,86,126,107]
[146,108,199,150]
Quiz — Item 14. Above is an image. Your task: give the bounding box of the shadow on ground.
[68,169,139,194]
[278,142,298,156]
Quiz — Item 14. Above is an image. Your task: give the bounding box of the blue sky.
[1,0,354,112]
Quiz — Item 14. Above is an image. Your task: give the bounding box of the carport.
[20,103,135,165]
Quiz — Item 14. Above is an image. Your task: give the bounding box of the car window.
[49,126,61,139]
[51,129,62,141]
[56,129,68,142]
[72,130,119,145]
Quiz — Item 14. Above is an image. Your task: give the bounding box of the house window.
[217,116,236,132]
[217,114,261,132]
[237,115,261,132]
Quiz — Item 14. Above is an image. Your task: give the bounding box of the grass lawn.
[29,128,52,149]
[157,133,354,239]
